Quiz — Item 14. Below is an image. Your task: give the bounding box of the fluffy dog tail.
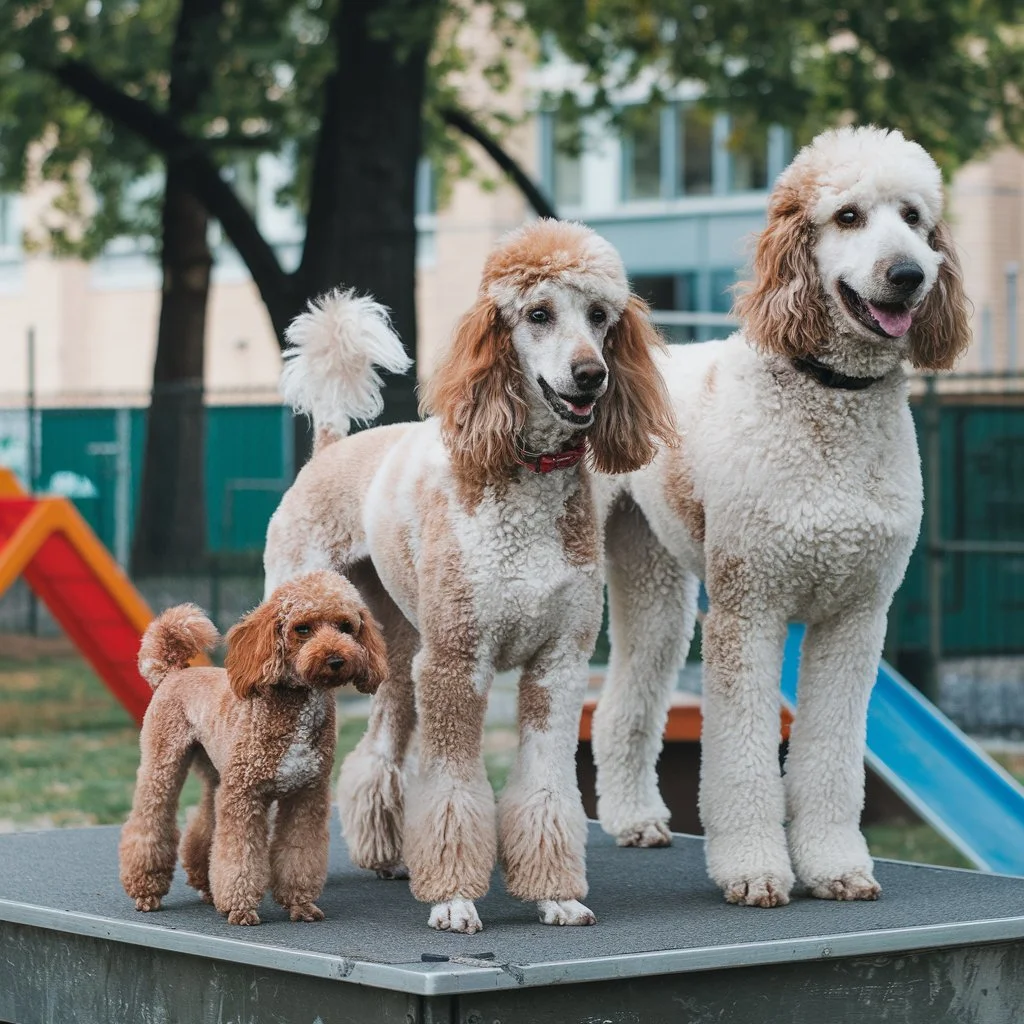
[138,604,220,689]
[281,288,412,451]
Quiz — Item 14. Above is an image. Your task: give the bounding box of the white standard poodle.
[592,126,971,907]
[263,220,676,933]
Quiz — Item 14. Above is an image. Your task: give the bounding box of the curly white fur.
[593,125,970,907]
[281,288,412,441]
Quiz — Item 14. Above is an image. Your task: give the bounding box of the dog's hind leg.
[338,564,418,878]
[119,710,195,912]
[271,777,332,921]
[179,751,218,903]
[593,500,699,847]
[498,641,596,926]
[784,605,887,901]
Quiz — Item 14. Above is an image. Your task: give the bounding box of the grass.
[0,638,514,830]
[0,639,1019,873]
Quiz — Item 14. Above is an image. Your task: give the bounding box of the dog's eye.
[294,624,311,637]
[903,207,920,226]
[529,308,549,323]
[336,621,353,635]
[835,207,860,227]
[589,306,607,325]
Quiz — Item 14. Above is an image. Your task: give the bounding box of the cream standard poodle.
[263,220,676,933]
[592,126,971,907]
[119,570,388,925]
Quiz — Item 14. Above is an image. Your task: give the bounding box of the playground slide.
[781,624,1024,876]
[0,468,155,725]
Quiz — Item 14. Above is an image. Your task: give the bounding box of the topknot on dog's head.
[775,125,944,228]
[481,219,631,323]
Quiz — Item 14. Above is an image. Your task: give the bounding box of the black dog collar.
[791,355,886,391]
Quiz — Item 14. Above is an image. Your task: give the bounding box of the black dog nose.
[572,361,607,391]
[327,656,345,671]
[886,260,925,292]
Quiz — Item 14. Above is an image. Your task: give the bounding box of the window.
[728,116,769,192]
[710,268,737,314]
[675,106,713,196]
[551,116,583,207]
[622,105,662,201]
[0,195,19,253]
[415,158,437,216]
[632,272,699,343]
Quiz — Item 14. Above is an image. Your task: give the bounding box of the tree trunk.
[131,173,212,574]
[131,0,220,574]
[295,0,441,438]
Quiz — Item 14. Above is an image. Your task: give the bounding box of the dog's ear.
[907,220,972,370]
[587,295,679,474]
[225,600,284,699]
[354,611,389,695]
[420,297,527,483]
[734,184,830,359]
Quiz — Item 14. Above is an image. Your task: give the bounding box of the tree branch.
[440,106,558,220]
[44,57,294,336]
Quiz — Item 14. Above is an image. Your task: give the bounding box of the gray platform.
[2,819,1024,1023]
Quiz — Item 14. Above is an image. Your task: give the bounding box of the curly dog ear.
[734,183,830,359]
[588,296,679,474]
[420,297,528,483]
[355,611,390,695]
[907,220,972,370]
[225,599,284,699]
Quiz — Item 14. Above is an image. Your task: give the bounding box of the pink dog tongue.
[866,302,913,337]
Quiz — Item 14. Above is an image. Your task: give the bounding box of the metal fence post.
[26,328,38,636]
[924,375,942,702]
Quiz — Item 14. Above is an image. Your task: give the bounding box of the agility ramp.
[0,467,153,724]
[781,624,1024,876]
[2,819,1023,1023]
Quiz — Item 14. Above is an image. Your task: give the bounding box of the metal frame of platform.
[2,822,1023,1023]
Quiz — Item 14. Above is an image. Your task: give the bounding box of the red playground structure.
[0,467,156,725]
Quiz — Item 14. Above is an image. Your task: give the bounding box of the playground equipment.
[0,467,154,724]
[2,819,1023,1022]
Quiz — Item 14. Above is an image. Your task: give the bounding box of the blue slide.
[780,625,1024,876]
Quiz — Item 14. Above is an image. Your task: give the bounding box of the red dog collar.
[519,441,588,473]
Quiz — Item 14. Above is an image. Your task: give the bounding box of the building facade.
[0,81,1022,415]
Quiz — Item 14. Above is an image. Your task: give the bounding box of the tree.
[1,0,1020,572]
[130,0,223,574]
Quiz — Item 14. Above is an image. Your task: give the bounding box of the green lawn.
[0,639,511,830]
[0,639,1018,875]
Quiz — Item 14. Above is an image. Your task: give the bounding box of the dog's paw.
[615,820,672,848]
[723,873,792,908]
[134,895,162,912]
[808,870,881,902]
[227,909,261,926]
[537,899,596,926]
[197,889,214,905]
[376,864,410,880]
[288,902,325,922]
[428,898,482,934]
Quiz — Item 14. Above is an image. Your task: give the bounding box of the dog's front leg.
[784,605,887,901]
[403,647,496,934]
[271,778,331,921]
[700,605,794,907]
[209,788,272,925]
[498,641,596,926]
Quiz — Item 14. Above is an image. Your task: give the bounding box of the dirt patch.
[0,635,79,662]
